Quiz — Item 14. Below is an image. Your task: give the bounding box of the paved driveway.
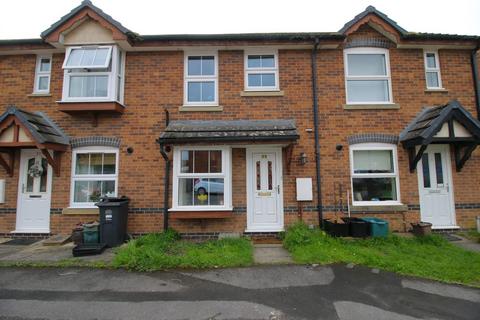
[0,264,478,319]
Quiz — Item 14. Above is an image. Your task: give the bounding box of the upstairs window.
[33,55,52,94]
[424,51,442,89]
[350,143,400,205]
[62,45,124,103]
[244,51,279,91]
[184,52,218,106]
[344,48,392,104]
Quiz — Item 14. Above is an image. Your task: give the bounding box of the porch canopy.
[400,100,480,172]
[0,106,69,176]
[158,119,299,144]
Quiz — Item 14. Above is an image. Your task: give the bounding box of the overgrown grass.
[113,229,253,271]
[283,222,480,287]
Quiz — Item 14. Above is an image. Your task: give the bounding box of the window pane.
[353,150,393,173]
[248,55,261,68]
[202,56,215,75]
[38,76,49,90]
[188,56,202,75]
[90,153,103,174]
[74,180,115,203]
[347,54,386,76]
[80,49,96,66]
[347,80,389,102]
[181,151,194,173]
[261,73,275,87]
[102,180,116,198]
[256,161,261,190]
[178,178,194,206]
[268,161,273,190]
[187,82,201,101]
[69,76,108,98]
[85,76,95,97]
[426,72,439,88]
[69,76,83,97]
[75,154,89,174]
[422,154,431,188]
[66,49,83,67]
[25,158,35,193]
[261,55,275,68]
[201,82,215,101]
[93,48,110,66]
[209,151,222,173]
[248,74,262,87]
[434,153,444,185]
[103,153,116,174]
[39,158,48,193]
[95,76,109,97]
[426,53,436,68]
[74,181,89,202]
[194,151,209,173]
[40,58,51,72]
[352,177,397,201]
[194,178,209,206]
[208,178,224,205]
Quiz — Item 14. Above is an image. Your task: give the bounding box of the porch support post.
[40,149,62,177]
[454,143,477,172]
[408,144,427,173]
[0,150,14,176]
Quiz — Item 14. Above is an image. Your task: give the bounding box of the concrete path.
[0,265,478,319]
[253,243,293,264]
[452,235,480,253]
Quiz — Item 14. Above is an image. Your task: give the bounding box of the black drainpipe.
[471,46,480,120]
[156,109,171,231]
[311,38,324,228]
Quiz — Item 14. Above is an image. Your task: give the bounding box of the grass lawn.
[113,230,253,271]
[283,222,480,287]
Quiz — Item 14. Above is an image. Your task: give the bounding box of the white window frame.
[244,50,280,91]
[62,46,113,69]
[424,50,443,89]
[70,146,119,208]
[349,143,401,206]
[61,45,124,103]
[183,51,219,106]
[171,146,232,211]
[344,47,393,104]
[33,55,52,94]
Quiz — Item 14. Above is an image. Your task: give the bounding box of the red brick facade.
[0,3,479,237]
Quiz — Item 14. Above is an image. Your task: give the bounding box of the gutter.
[471,46,480,120]
[311,38,324,228]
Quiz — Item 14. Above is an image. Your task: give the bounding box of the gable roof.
[40,0,139,41]
[339,5,408,35]
[0,106,69,145]
[400,100,480,147]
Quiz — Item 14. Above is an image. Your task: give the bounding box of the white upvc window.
[424,50,443,89]
[344,48,393,104]
[244,50,279,91]
[33,55,52,94]
[172,146,232,211]
[349,143,401,206]
[70,146,119,208]
[184,52,218,106]
[62,45,124,103]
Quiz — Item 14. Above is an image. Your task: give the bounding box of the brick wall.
[0,24,479,236]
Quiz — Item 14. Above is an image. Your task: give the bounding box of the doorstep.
[253,244,293,265]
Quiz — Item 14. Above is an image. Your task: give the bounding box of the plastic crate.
[360,217,389,237]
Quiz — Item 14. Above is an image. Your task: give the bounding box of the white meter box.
[296,178,312,201]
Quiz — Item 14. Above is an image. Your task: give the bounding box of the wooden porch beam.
[454,143,477,172]
[408,144,427,173]
[0,151,14,176]
[40,149,62,177]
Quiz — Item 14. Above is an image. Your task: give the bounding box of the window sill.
[170,210,234,219]
[350,204,408,213]
[179,105,223,112]
[62,207,99,215]
[57,101,125,114]
[28,93,52,97]
[240,90,284,97]
[424,88,448,93]
[343,103,400,110]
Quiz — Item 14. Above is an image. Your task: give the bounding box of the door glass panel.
[39,158,48,192]
[25,158,35,192]
[268,161,273,190]
[256,161,261,190]
[422,154,431,188]
[434,153,444,185]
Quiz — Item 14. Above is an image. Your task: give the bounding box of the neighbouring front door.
[417,144,456,228]
[15,149,52,233]
[246,148,284,232]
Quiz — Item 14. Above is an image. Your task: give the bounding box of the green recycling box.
[359,217,389,237]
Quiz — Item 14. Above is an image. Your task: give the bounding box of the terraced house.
[0,1,479,239]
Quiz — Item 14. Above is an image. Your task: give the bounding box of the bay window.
[184,52,218,106]
[350,143,400,205]
[344,48,392,104]
[70,147,119,207]
[172,147,232,210]
[62,45,124,103]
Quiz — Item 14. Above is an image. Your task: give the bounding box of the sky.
[0,0,479,39]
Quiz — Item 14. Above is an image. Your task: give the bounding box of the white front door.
[15,149,52,233]
[417,144,456,228]
[246,148,284,232]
